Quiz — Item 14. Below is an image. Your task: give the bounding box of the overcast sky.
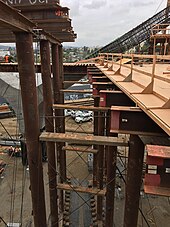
[60,0,167,47]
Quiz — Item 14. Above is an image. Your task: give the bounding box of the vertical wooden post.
[40,40,59,227]
[15,32,47,227]
[93,96,100,187]
[105,110,117,227]
[124,135,144,227]
[105,146,117,227]
[51,43,66,212]
[97,112,105,220]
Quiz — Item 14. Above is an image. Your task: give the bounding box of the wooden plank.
[57,183,106,196]
[53,104,109,112]
[39,132,128,147]
[92,82,113,85]
[118,82,143,93]
[65,129,93,134]
[64,81,90,84]
[144,185,170,197]
[132,94,165,109]
[92,76,107,79]
[111,106,141,112]
[61,89,92,94]
[148,109,170,136]
[62,145,98,154]
[100,90,123,94]
[65,98,93,104]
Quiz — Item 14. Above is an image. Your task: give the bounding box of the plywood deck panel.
[132,94,165,109]
[121,67,131,76]
[154,79,170,101]
[149,109,170,128]
[118,82,143,93]
[96,62,170,136]
[107,75,125,82]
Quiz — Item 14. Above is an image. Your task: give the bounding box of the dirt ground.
[0,117,93,226]
[0,117,170,227]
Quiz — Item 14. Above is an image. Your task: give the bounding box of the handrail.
[99,53,170,60]
[97,53,170,86]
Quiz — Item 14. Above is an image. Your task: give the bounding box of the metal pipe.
[124,135,144,227]
[15,32,46,227]
[40,40,59,227]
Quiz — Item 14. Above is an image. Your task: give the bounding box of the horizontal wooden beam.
[62,145,98,154]
[39,132,128,146]
[92,76,107,79]
[100,90,123,94]
[57,183,106,196]
[64,81,90,84]
[53,104,109,112]
[65,129,93,134]
[92,82,113,85]
[63,89,91,93]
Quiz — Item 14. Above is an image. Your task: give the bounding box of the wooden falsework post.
[40,40,59,227]
[105,146,117,227]
[105,110,117,227]
[97,111,105,220]
[51,43,66,212]
[93,96,100,187]
[15,32,47,227]
[124,135,144,227]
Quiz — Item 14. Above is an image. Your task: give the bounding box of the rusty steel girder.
[2,0,76,42]
[0,1,35,32]
[99,90,135,107]
[0,63,88,79]
[110,106,166,136]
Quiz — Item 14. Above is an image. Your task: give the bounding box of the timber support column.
[97,111,105,220]
[105,110,117,227]
[93,96,100,187]
[105,146,117,227]
[124,135,144,227]
[51,43,66,212]
[40,40,59,227]
[58,45,66,137]
[15,32,46,227]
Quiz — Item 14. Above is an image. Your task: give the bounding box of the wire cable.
[154,0,166,14]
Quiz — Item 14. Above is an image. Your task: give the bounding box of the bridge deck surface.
[96,63,170,136]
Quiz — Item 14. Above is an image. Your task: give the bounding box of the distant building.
[0,50,10,57]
